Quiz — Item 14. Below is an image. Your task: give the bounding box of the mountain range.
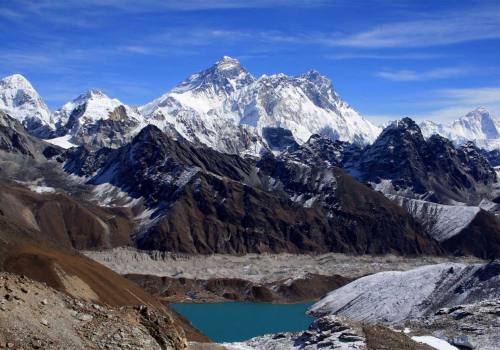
[0,56,499,260]
[2,57,381,156]
[3,57,500,156]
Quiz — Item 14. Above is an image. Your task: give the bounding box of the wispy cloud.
[375,67,468,81]
[9,0,328,14]
[439,87,500,106]
[325,52,444,60]
[326,7,500,48]
[404,87,500,122]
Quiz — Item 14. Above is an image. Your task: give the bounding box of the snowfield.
[309,261,500,324]
[386,195,480,242]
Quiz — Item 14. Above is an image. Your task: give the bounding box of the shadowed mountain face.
[63,124,440,255]
[0,110,63,160]
[349,118,497,204]
[0,110,498,258]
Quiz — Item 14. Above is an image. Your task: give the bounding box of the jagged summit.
[170,55,255,96]
[214,55,242,70]
[83,88,107,98]
[132,123,165,144]
[387,117,422,133]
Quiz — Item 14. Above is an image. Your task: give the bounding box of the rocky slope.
[0,182,134,250]
[0,110,62,160]
[127,273,352,304]
[0,272,187,350]
[407,299,500,350]
[0,194,207,344]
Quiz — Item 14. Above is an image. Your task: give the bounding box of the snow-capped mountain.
[420,107,500,150]
[237,69,381,145]
[1,58,380,155]
[50,89,144,148]
[0,74,53,136]
[140,56,380,155]
[140,56,267,156]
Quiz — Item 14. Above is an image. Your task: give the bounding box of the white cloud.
[375,67,468,81]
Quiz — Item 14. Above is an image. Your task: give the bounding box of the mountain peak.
[0,73,52,133]
[133,124,165,144]
[464,106,492,119]
[302,69,323,80]
[83,89,107,99]
[171,55,254,95]
[385,117,422,137]
[1,74,36,91]
[215,55,241,70]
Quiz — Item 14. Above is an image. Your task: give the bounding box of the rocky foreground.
[0,273,187,349]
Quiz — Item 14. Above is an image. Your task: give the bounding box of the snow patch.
[387,195,480,242]
[45,135,77,149]
[411,336,459,350]
[28,185,56,194]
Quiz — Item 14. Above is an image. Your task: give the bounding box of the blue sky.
[1,0,500,124]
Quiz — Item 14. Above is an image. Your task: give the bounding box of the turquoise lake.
[171,302,315,342]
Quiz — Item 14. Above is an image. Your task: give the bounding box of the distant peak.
[388,117,421,131]
[1,73,34,88]
[467,106,490,115]
[218,55,239,63]
[302,69,322,78]
[2,73,29,82]
[86,89,106,97]
[76,89,108,101]
[301,69,334,89]
[214,55,242,70]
